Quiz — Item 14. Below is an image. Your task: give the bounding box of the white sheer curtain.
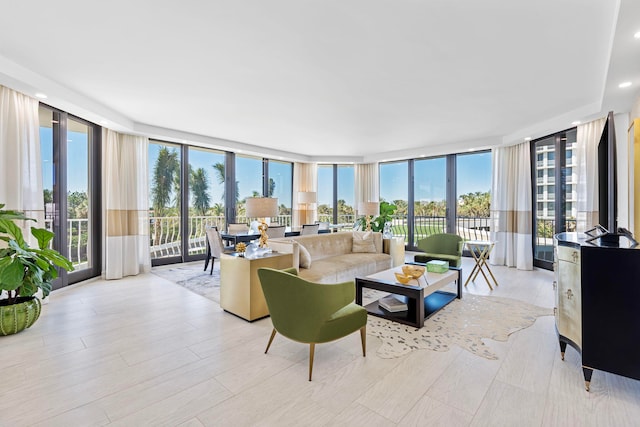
[490,142,533,270]
[292,162,317,228]
[0,85,44,243]
[576,118,605,232]
[102,129,151,279]
[355,163,379,211]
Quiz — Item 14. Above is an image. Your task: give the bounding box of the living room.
[2,1,640,426]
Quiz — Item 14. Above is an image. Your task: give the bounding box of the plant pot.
[0,296,42,336]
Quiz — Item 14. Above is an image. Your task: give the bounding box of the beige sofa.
[269,232,392,283]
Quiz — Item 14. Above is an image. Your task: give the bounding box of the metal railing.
[44,218,89,267]
[534,218,577,262]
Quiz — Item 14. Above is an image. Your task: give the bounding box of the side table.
[464,240,498,290]
[220,252,293,321]
[383,237,406,267]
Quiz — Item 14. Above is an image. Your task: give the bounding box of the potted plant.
[357,201,398,232]
[0,204,74,335]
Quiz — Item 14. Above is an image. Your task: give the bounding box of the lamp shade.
[359,201,379,216]
[298,191,317,204]
[246,197,278,218]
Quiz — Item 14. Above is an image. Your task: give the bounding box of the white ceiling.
[1,0,639,162]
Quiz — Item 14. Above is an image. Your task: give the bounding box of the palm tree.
[190,167,210,216]
[268,178,276,197]
[212,161,239,203]
[151,147,179,216]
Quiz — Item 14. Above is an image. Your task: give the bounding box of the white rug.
[152,262,552,361]
[367,294,552,360]
[152,262,221,303]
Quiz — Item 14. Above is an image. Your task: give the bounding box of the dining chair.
[301,223,320,235]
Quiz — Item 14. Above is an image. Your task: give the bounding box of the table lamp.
[245,197,278,247]
[359,201,379,231]
[298,191,317,224]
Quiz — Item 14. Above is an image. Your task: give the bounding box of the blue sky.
[53,136,490,208]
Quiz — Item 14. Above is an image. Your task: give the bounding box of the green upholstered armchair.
[257,267,367,381]
[414,233,463,268]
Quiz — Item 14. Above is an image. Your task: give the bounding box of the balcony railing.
[534,218,577,262]
[45,214,497,265]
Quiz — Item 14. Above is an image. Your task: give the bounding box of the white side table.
[383,237,406,267]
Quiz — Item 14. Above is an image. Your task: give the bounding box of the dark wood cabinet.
[554,232,640,391]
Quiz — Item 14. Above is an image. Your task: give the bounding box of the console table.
[554,232,640,391]
[220,252,293,321]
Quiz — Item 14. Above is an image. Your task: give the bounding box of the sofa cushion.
[299,243,312,269]
[352,231,377,253]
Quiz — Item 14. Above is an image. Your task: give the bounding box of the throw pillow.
[352,231,377,253]
[299,243,312,269]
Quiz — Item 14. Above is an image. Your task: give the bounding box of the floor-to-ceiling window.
[379,150,491,249]
[317,165,334,223]
[235,155,264,223]
[337,165,355,224]
[317,164,355,224]
[149,142,182,262]
[413,157,447,243]
[531,129,576,269]
[268,160,293,226]
[187,147,225,256]
[456,152,492,241]
[39,105,101,288]
[380,161,409,241]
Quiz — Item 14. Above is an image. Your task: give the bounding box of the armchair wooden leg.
[360,326,366,357]
[209,257,215,275]
[309,343,316,381]
[265,328,277,354]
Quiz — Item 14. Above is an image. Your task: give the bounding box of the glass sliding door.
[532,129,576,269]
[38,105,101,288]
[413,157,447,243]
[187,147,225,256]
[66,118,92,270]
[149,141,181,261]
[456,151,491,242]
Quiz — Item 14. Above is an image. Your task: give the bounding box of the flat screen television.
[595,111,619,245]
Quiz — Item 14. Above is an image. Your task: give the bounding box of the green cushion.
[317,303,367,343]
[414,253,462,267]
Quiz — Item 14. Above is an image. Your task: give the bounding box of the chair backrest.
[266,225,286,238]
[417,233,463,256]
[315,221,330,230]
[228,223,249,234]
[257,268,351,342]
[301,223,320,235]
[206,226,225,257]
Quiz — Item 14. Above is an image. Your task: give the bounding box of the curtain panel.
[0,85,44,244]
[576,118,605,232]
[292,162,317,227]
[102,129,151,279]
[490,142,533,270]
[355,163,379,213]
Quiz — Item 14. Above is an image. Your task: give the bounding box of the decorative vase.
[0,296,42,336]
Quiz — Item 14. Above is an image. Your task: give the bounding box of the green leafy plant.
[0,204,74,305]
[357,201,398,232]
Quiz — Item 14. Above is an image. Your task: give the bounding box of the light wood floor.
[2,256,639,427]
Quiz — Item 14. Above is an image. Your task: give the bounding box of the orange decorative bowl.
[402,265,425,279]
[394,273,411,284]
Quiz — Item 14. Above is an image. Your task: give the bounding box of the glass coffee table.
[355,264,461,328]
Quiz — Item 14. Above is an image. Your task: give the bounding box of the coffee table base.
[356,267,460,329]
[362,290,458,328]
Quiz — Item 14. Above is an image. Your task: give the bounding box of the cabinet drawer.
[557,245,580,264]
